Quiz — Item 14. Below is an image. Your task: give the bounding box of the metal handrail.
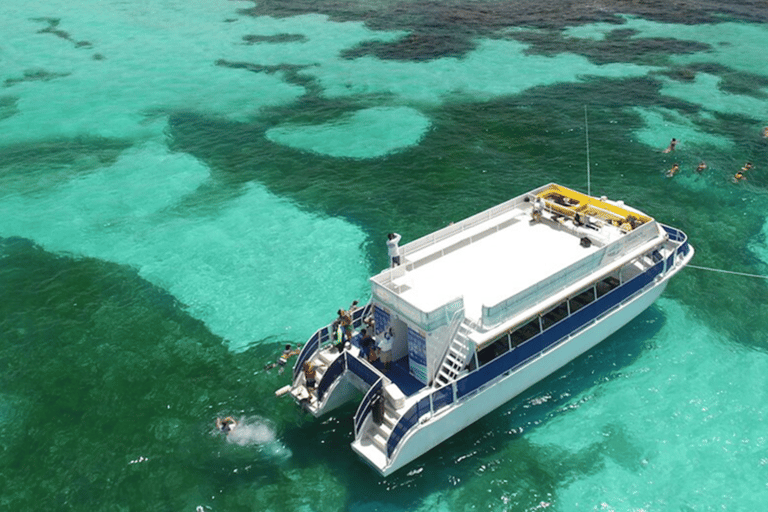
[293,329,323,380]
[354,377,383,437]
[293,301,372,380]
[316,351,346,402]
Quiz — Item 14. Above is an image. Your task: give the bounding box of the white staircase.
[313,348,338,383]
[434,320,473,387]
[293,347,339,409]
[351,392,398,471]
[367,399,399,453]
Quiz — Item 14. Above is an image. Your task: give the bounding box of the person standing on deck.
[359,329,376,362]
[387,233,402,267]
[303,361,316,392]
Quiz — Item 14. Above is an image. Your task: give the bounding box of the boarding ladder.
[434,320,473,387]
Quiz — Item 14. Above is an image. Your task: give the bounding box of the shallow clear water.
[2,0,768,510]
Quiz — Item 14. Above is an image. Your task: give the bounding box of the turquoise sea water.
[2,1,768,510]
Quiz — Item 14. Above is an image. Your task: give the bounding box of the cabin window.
[477,334,510,367]
[542,302,568,330]
[569,287,596,314]
[510,317,541,347]
[596,275,620,298]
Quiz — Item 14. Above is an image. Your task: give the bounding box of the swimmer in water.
[695,161,707,173]
[733,171,747,183]
[216,416,237,433]
[666,163,680,178]
[264,344,300,373]
[663,138,677,153]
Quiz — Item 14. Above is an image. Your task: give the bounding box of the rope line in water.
[687,264,768,280]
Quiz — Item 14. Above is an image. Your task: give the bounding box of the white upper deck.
[371,184,666,332]
[396,210,597,317]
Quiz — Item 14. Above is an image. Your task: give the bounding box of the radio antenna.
[585,105,591,197]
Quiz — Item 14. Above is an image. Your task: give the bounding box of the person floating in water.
[663,138,678,153]
[732,162,753,183]
[666,163,680,178]
[387,233,402,267]
[762,126,768,138]
[695,162,707,173]
[264,344,301,373]
[216,416,237,434]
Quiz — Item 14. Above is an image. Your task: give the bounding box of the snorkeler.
[733,171,747,183]
[663,138,678,153]
[264,344,301,373]
[695,162,707,173]
[666,163,680,178]
[216,416,237,434]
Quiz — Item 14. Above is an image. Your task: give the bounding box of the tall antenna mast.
[585,105,591,197]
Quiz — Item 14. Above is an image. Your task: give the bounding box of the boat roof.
[372,184,660,327]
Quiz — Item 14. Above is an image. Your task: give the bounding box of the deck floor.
[349,333,425,397]
[371,357,425,397]
[395,213,599,321]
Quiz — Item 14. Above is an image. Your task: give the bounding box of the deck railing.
[317,351,346,402]
[662,224,690,257]
[347,352,380,387]
[399,194,527,261]
[354,377,383,437]
[313,322,383,411]
[293,328,326,380]
[481,220,660,331]
[293,302,372,380]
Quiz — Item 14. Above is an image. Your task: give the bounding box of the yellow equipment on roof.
[536,184,651,231]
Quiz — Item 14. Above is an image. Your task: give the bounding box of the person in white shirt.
[387,232,402,267]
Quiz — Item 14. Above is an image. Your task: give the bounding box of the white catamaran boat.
[281,183,693,476]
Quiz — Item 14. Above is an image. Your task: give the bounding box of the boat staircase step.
[318,348,338,366]
[434,321,473,388]
[310,348,340,384]
[298,351,336,407]
[367,401,399,452]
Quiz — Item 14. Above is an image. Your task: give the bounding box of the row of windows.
[474,273,622,368]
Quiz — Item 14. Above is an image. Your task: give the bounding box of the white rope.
[687,264,768,280]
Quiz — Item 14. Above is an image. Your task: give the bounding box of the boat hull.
[377,269,674,476]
